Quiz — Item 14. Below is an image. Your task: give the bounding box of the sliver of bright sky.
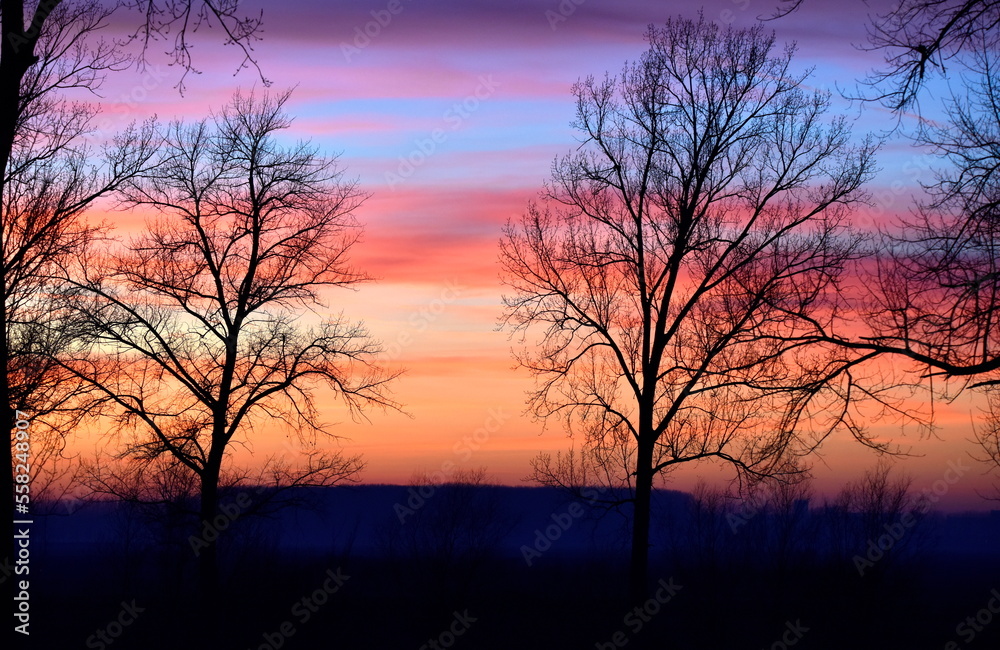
[81,0,995,510]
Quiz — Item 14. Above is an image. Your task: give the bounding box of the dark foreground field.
[18,486,1000,649]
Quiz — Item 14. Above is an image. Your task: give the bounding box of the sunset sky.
[79,0,996,510]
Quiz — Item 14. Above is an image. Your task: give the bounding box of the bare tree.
[837,461,913,540]
[822,460,928,580]
[378,468,517,600]
[0,0,267,612]
[853,2,1000,380]
[62,90,396,596]
[972,388,1000,498]
[876,4,1000,486]
[2,2,121,585]
[1,10,162,626]
[501,15,878,603]
[5,15,159,477]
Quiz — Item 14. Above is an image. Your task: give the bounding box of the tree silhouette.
[120,0,267,93]
[4,1,161,469]
[973,388,1000,498]
[1,4,160,625]
[863,0,1000,112]
[858,40,1000,404]
[1,0,268,618]
[378,468,517,601]
[500,15,877,603]
[772,1,1000,112]
[788,1,1000,483]
[62,90,396,596]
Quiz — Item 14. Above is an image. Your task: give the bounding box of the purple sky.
[76,0,995,510]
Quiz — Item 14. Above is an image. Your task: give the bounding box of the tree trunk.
[198,466,220,599]
[629,438,654,605]
[1,1,39,635]
[195,464,220,644]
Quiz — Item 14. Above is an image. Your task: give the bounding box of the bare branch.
[120,0,269,94]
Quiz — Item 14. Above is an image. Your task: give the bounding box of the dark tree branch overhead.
[781,0,1000,430]
[862,8,1000,482]
[121,0,268,93]
[771,1,1000,113]
[761,0,1000,495]
[762,0,805,21]
[862,0,1000,112]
